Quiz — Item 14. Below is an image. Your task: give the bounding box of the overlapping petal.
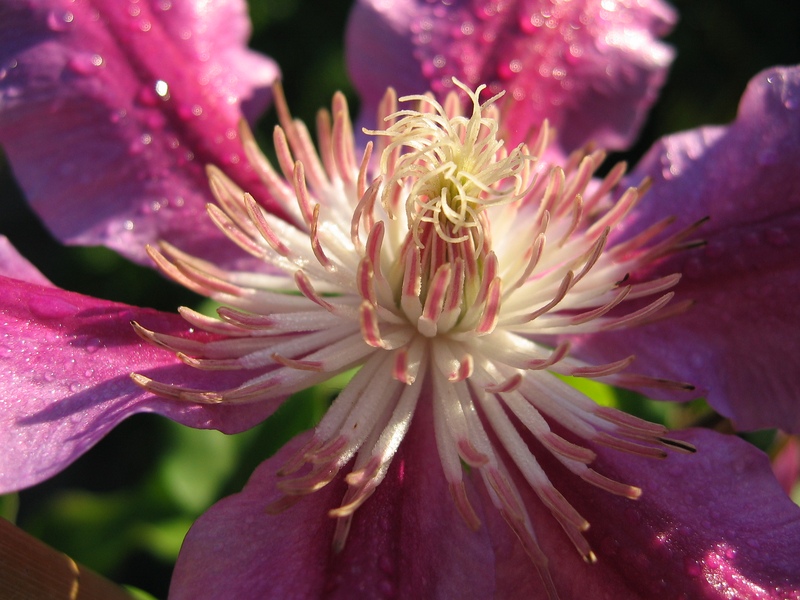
[0,0,279,267]
[347,0,676,151]
[0,235,53,286]
[570,66,800,432]
[171,401,496,600]
[0,274,278,492]
[172,423,800,599]
[482,428,800,598]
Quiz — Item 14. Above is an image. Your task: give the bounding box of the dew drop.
[84,338,103,354]
[123,220,135,231]
[66,54,103,75]
[0,344,12,358]
[705,553,721,569]
[155,79,170,98]
[47,10,74,32]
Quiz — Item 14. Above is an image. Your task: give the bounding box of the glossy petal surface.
[172,421,800,599]
[571,66,800,432]
[171,402,496,600]
[0,0,279,267]
[347,0,675,151]
[0,276,277,492]
[481,428,800,598]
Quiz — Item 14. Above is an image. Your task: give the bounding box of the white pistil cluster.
[367,80,531,251]
[132,80,699,597]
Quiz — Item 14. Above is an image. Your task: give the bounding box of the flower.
[135,78,703,585]
[1,0,800,598]
[346,0,800,435]
[134,75,800,599]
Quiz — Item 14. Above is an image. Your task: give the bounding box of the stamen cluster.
[132,79,698,597]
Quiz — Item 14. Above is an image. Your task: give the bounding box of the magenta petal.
[0,235,53,286]
[171,409,496,599]
[579,429,800,598]
[173,426,800,598]
[478,429,800,598]
[0,0,279,267]
[570,66,800,432]
[0,276,277,493]
[347,0,676,151]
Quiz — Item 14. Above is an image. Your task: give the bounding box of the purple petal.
[171,403,496,599]
[0,276,278,493]
[0,235,53,286]
[480,429,800,598]
[347,0,676,151]
[571,65,800,432]
[0,0,280,267]
[173,418,800,598]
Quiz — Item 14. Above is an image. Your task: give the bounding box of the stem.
[0,517,136,600]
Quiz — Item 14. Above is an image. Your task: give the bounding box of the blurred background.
[1,0,799,597]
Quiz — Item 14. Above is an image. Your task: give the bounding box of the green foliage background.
[1,0,798,597]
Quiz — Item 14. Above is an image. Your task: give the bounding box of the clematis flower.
[133,75,799,598]
[1,0,800,598]
[346,0,800,435]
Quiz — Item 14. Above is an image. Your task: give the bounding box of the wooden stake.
[0,517,136,600]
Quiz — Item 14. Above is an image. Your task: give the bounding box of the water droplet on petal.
[155,79,169,98]
[47,10,74,31]
[84,338,103,354]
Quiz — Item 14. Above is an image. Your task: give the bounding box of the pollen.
[367,79,535,253]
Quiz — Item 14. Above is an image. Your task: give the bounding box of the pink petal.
[347,0,676,151]
[0,235,53,286]
[0,276,278,493]
[0,0,280,267]
[571,65,800,432]
[171,402,496,599]
[481,429,800,598]
[173,419,800,598]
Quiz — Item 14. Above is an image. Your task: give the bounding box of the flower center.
[131,79,701,599]
[369,80,530,252]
